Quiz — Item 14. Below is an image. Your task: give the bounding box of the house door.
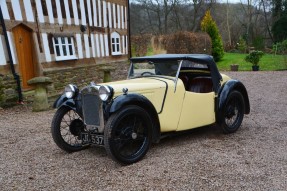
[12,25,36,90]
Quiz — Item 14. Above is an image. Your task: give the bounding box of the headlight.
[64,84,78,99]
[99,85,113,101]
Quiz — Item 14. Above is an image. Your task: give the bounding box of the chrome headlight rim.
[99,85,113,101]
[64,84,78,99]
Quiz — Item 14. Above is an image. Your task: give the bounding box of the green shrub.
[273,39,287,55]
[201,10,224,62]
[245,51,264,66]
[253,36,265,50]
[237,36,247,53]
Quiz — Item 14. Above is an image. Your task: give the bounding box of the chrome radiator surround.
[81,85,105,133]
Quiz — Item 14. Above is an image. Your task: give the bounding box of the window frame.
[111,32,121,56]
[53,36,77,61]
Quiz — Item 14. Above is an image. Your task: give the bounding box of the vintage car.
[51,54,250,164]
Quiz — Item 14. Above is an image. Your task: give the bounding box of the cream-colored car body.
[220,73,231,85]
[103,73,231,133]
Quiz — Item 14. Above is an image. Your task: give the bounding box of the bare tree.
[226,0,232,47]
[130,0,274,48]
[261,0,274,42]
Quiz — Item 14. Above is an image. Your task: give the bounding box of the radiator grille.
[82,93,101,126]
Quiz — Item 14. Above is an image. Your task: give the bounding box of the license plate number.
[81,133,104,146]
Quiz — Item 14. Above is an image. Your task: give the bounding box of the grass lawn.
[217,53,287,71]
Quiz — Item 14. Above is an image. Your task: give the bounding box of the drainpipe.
[0,6,23,103]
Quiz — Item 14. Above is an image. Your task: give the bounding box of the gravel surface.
[0,71,287,191]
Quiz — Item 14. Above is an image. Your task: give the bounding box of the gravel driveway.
[0,71,286,191]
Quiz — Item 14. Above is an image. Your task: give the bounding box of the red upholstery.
[188,77,213,93]
[178,74,189,90]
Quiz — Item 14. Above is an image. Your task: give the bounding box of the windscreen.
[128,60,180,78]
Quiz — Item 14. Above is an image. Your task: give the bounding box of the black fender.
[53,94,77,110]
[109,93,161,143]
[216,79,250,123]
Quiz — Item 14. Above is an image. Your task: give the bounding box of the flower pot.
[230,64,239,71]
[252,65,259,71]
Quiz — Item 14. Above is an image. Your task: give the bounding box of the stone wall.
[44,61,129,96]
[0,74,18,107]
[0,61,129,108]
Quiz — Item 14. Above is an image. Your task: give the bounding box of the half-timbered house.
[0,0,129,106]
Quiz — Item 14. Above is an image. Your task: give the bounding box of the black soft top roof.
[130,54,223,93]
[130,54,215,65]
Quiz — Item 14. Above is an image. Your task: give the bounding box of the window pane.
[116,38,119,43]
[56,46,60,56]
[54,37,58,44]
[69,45,73,55]
[61,37,65,44]
[112,44,115,52]
[112,38,115,43]
[63,45,67,56]
[68,37,71,44]
[117,44,120,52]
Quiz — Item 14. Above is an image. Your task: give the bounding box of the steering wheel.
[141,72,155,76]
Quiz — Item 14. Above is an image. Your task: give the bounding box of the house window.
[111,32,121,55]
[53,36,77,60]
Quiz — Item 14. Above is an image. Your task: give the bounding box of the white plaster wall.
[41,33,51,62]
[91,34,96,57]
[23,0,34,22]
[87,0,93,26]
[95,34,100,57]
[55,0,63,24]
[80,0,86,25]
[35,0,44,23]
[104,34,109,56]
[76,34,83,59]
[100,34,104,57]
[64,0,71,25]
[93,0,98,27]
[97,0,102,27]
[72,0,80,25]
[11,0,23,21]
[0,35,7,65]
[84,34,90,58]
[0,1,10,20]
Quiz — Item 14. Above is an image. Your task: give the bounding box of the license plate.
[81,133,104,146]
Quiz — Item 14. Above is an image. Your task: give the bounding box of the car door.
[176,91,216,131]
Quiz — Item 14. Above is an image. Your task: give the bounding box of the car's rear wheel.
[51,106,89,152]
[221,91,245,134]
[104,105,152,165]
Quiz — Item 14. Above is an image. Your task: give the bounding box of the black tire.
[221,91,245,134]
[51,106,88,152]
[104,105,152,165]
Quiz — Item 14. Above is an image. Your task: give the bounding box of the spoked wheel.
[221,91,245,134]
[104,105,152,165]
[51,106,89,152]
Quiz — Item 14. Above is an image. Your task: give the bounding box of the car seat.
[188,77,213,93]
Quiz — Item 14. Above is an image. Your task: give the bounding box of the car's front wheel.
[221,91,245,134]
[51,106,88,152]
[104,105,152,165]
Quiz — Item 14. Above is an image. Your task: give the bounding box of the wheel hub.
[131,132,137,139]
[69,119,84,136]
[227,106,236,118]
